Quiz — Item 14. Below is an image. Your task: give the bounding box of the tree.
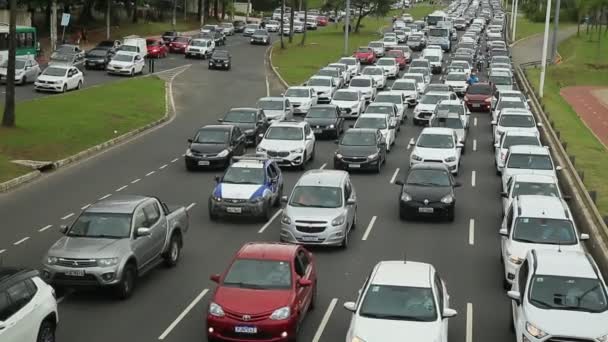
[351,0,391,33]
[2,0,17,127]
[289,0,295,43]
[280,0,285,48]
[300,0,307,46]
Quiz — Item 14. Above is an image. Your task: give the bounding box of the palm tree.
[300,0,307,46]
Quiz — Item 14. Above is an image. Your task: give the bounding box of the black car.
[95,40,119,53]
[205,31,226,46]
[333,128,386,173]
[233,20,247,33]
[395,163,461,221]
[209,50,231,70]
[84,47,113,69]
[162,31,179,45]
[250,29,271,45]
[185,125,247,170]
[305,104,344,138]
[218,107,269,146]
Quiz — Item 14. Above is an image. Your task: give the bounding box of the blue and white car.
[209,155,284,221]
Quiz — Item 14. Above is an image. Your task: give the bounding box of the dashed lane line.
[469,219,475,246]
[312,298,338,342]
[81,204,91,210]
[160,164,168,170]
[466,303,474,342]
[473,139,477,152]
[146,171,156,176]
[471,171,476,187]
[390,168,400,184]
[99,194,112,200]
[61,213,75,220]
[13,237,30,246]
[362,216,378,241]
[320,163,327,170]
[186,202,197,211]
[158,288,209,340]
[38,225,53,232]
[258,209,283,233]
[474,117,478,127]
[171,158,179,163]
[116,185,128,192]
[131,178,141,184]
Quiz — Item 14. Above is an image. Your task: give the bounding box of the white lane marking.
[390,168,400,184]
[13,237,30,246]
[0,249,6,255]
[186,202,197,211]
[320,163,327,169]
[265,71,270,96]
[61,213,75,220]
[312,298,338,342]
[146,171,156,176]
[171,158,179,163]
[471,171,476,187]
[81,204,91,210]
[131,178,141,184]
[99,194,112,200]
[473,139,477,152]
[38,225,53,232]
[466,303,473,342]
[158,288,209,340]
[258,209,283,233]
[182,153,186,157]
[57,296,67,304]
[474,117,478,127]
[362,216,378,241]
[469,219,475,245]
[159,164,168,170]
[116,185,128,192]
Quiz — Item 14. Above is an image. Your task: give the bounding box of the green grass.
[0,77,166,183]
[514,13,575,41]
[272,4,441,85]
[107,19,204,40]
[524,32,608,215]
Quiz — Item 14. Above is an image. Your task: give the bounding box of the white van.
[121,35,147,59]
[422,48,444,74]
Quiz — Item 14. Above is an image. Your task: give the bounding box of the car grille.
[189,48,200,52]
[56,258,98,268]
[223,331,274,340]
[223,198,247,204]
[296,225,326,233]
[224,308,270,322]
[342,156,367,163]
[191,151,217,157]
[313,125,328,129]
[38,80,53,84]
[292,103,301,107]
[53,273,98,285]
[267,150,290,157]
[419,111,433,118]
[423,159,443,163]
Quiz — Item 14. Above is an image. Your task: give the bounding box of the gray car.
[42,195,189,299]
[280,170,357,248]
[0,56,41,84]
[256,96,294,122]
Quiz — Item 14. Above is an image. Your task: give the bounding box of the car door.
[434,273,448,342]
[304,124,315,156]
[142,200,167,261]
[2,280,37,341]
[135,55,144,73]
[24,60,35,80]
[131,206,154,264]
[294,251,314,318]
[501,205,514,260]
[512,260,530,335]
[344,179,356,227]
[266,162,279,199]
[0,291,19,341]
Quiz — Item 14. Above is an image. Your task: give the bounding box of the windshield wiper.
[223,282,266,289]
[361,312,429,321]
[529,298,554,309]
[86,234,123,239]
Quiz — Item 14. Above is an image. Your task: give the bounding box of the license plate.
[301,236,317,241]
[349,164,361,168]
[314,129,322,133]
[226,207,242,213]
[65,270,85,277]
[198,161,210,166]
[235,326,257,334]
[418,207,434,213]
[472,103,480,108]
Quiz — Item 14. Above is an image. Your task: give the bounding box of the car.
[243,23,259,36]
[501,174,562,215]
[501,145,562,191]
[220,22,235,35]
[293,21,305,33]
[82,47,114,70]
[280,170,357,247]
[501,196,589,289]
[316,67,344,89]
[257,97,294,122]
[382,36,398,50]
[464,82,496,112]
[368,41,385,57]
[494,130,541,174]
[185,125,247,170]
[406,32,426,51]
[95,39,121,53]
[492,108,541,145]
[43,195,189,298]
[354,113,396,151]
[408,66,432,86]
[201,31,226,46]
[327,63,351,83]
[395,163,461,220]
[208,155,283,220]
[209,50,232,70]
[375,91,407,123]
[413,91,457,126]
[361,66,387,89]
[492,89,529,111]
[48,50,85,72]
[305,104,344,138]
[489,70,514,92]
[409,127,463,175]
[146,38,168,58]
[34,65,83,93]
[385,50,407,69]
[0,56,41,84]
[429,110,468,151]
[284,86,318,114]
[391,79,419,106]
[331,89,366,119]
[306,76,337,104]
[54,44,84,58]
[206,242,316,342]
[121,35,147,59]
[365,102,401,131]
[161,31,180,45]
[424,84,453,94]
[338,57,361,77]
[375,57,399,79]
[394,29,407,43]
[250,29,271,45]
[256,120,316,169]
[333,128,387,172]
[266,20,280,32]
[185,38,215,59]
[233,20,247,33]
[200,24,218,34]
[316,16,328,26]
[409,58,431,74]
[392,45,413,62]
[344,260,457,342]
[443,71,468,96]
[492,96,528,122]
[106,51,145,76]
[348,76,377,103]
[219,107,268,146]
[168,36,191,53]
[401,72,426,94]
[422,50,443,74]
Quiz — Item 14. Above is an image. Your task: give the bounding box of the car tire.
[309,283,317,310]
[503,277,511,291]
[130,69,135,77]
[163,233,181,267]
[274,185,283,207]
[351,210,357,229]
[447,207,455,222]
[115,263,136,300]
[310,145,315,161]
[299,153,307,171]
[340,229,349,249]
[263,201,272,222]
[37,319,56,342]
[62,84,67,93]
[76,81,82,90]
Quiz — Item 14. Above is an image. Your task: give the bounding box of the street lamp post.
[550,0,561,61]
[511,0,518,41]
[344,0,350,56]
[539,0,552,98]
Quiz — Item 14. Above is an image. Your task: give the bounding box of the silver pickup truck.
[41,195,189,299]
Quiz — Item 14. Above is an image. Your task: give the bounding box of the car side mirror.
[494,143,500,148]
[394,180,404,186]
[500,191,508,198]
[343,301,356,312]
[580,233,590,241]
[555,165,563,171]
[491,120,497,125]
[217,118,224,122]
[456,143,464,148]
[499,228,508,236]
[258,133,264,138]
[527,99,531,103]
[298,278,312,287]
[136,227,152,237]
[442,308,458,318]
[210,274,221,283]
[59,224,69,234]
[389,124,396,129]
[346,198,356,205]
[454,182,462,187]
[507,290,521,305]
[215,175,221,182]
[188,138,193,143]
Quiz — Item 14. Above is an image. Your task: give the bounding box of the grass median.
[0,76,166,184]
[514,13,575,41]
[525,33,608,215]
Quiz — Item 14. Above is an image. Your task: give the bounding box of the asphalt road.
[0,28,513,342]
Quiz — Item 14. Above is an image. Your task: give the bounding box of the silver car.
[0,56,41,84]
[280,170,357,248]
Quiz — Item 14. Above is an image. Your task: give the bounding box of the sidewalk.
[511,26,577,66]
[561,86,608,149]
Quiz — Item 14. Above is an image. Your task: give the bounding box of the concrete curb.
[0,171,42,193]
[268,44,290,89]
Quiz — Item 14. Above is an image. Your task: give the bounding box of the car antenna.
[557,238,562,253]
[403,250,407,264]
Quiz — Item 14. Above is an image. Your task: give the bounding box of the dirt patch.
[591,88,608,110]
[561,86,608,148]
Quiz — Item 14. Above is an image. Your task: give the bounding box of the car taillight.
[501,152,506,160]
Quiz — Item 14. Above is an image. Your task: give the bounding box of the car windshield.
[334,91,358,101]
[407,169,451,186]
[369,42,383,48]
[446,73,466,81]
[254,30,267,35]
[55,45,76,53]
[529,275,608,312]
[410,68,428,76]
[376,95,401,104]
[194,129,229,144]
[498,100,526,110]
[355,117,387,129]
[392,81,417,90]
[363,68,383,75]
[512,217,577,244]
[212,51,229,58]
[350,79,371,87]
[421,94,448,105]
[507,154,553,170]
[357,47,371,53]
[307,107,337,118]
[436,104,464,115]
[368,105,394,114]
[308,78,331,86]
[120,45,138,52]
[174,37,189,43]
[512,182,559,197]
[221,23,233,28]
[246,24,258,29]
[222,166,265,184]
[285,88,309,97]
[490,75,512,85]
[377,59,396,66]
[163,31,176,36]
[383,37,396,43]
[467,84,493,95]
[68,213,131,238]
[191,40,208,46]
[265,127,303,140]
[425,55,440,62]
[202,25,215,30]
[502,135,540,149]
[42,67,67,77]
[499,114,535,127]
[417,134,454,148]
[340,58,356,65]
[223,259,292,290]
[340,131,376,146]
[409,35,422,41]
[289,186,343,208]
[113,54,134,62]
[493,57,511,64]
[359,285,437,322]
[86,49,106,57]
[318,69,337,77]
[386,51,402,58]
[410,61,428,68]
[434,117,464,129]
[258,99,283,110]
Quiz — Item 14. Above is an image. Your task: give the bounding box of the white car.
[283,86,318,114]
[494,130,541,174]
[501,145,562,191]
[338,57,361,78]
[492,108,541,145]
[501,174,562,216]
[375,91,407,123]
[256,120,316,169]
[489,70,514,92]
[365,102,400,132]
[422,49,443,74]
[361,66,387,89]
[0,56,41,85]
[492,96,529,122]
[413,91,457,126]
[306,76,337,104]
[500,195,588,289]
[316,67,344,89]
[355,114,396,150]
[375,58,399,78]
[331,89,366,118]
[266,20,280,32]
[449,60,472,76]
[106,51,145,76]
[328,63,351,83]
[256,96,294,122]
[408,66,431,85]
[443,71,468,96]
[368,41,385,57]
[394,30,407,43]
[185,38,215,59]
[348,76,377,102]
[391,79,419,106]
[410,127,463,174]
[35,65,83,93]
[344,261,457,342]
[382,36,399,50]
[492,89,530,111]
[401,72,426,94]
[429,100,470,144]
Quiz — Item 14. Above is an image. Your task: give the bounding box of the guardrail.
[514,64,608,274]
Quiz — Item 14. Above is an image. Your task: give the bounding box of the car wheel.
[263,201,272,222]
[310,145,315,161]
[351,210,357,229]
[76,81,82,90]
[503,277,511,291]
[399,207,409,220]
[208,199,219,221]
[299,153,307,170]
[447,207,455,222]
[115,263,136,300]
[274,185,283,207]
[340,229,349,249]
[163,233,181,267]
[37,319,56,342]
[61,84,67,93]
[130,69,135,77]
[309,283,317,310]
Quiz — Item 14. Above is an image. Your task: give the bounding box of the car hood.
[495,84,513,91]
[404,184,451,201]
[416,103,438,112]
[338,145,378,157]
[394,90,418,98]
[306,118,337,126]
[524,305,608,338]
[465,94,491,101]
[190,143,227,154]
[286,96,312,105]
[350,315,441,342]
[109,60,134,67]
[378,64,397,70]
[310,85,332,94]
[221,121,255,131]
[507,240,582,261]
[332,99,358,108]
[503,169,556,183]
[252,34,269,39]
[259,139,304,151]
[355,52,373,58]
[263,109,286,119]
[285,206,343,222]
[412,146,455,160]
[48,236,130,259]
[218,183,265,200]
[36,74,65,82]
[214,286,294,314]
[367,74,384,83]
[445,80,467,88]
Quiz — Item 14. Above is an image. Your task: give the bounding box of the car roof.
[394,78,417,84]
[500,97,524,102]
[87,195,150,213]
[345,128,378,134]
[258,97,284,101]
[236,242,299,261]
[515,195,568,220]
[287,86,312,90]
[377,91,404,96]
[271,120,307,128]
[508,145,549,155]
[503,129,539,137]
[359,113,389,119]
[115,51,138,56]
[0,267,40,290]
[512,174,557,183]
[199,124,232,131]
[490,70,511,76]
[438,99,462,105]
[500,108,532,115]
[310,75,333,80]
[410,162,451,171]
[371,261,433,288]
[532,250,597,278]
[296,169,348,187]
[335,88,358,93]
[425,91,452,96]
[368,102,394,107]
[421,127,454,135]
[230,107,257,111]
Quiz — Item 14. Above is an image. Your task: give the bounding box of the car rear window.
[467,84,492,95]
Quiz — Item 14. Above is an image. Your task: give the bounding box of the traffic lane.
[0,35,268,259]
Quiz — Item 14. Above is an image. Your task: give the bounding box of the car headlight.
[331,214,346,226]
[440,194,454,204]
[401,192,412,202]
[367,153,379,160]
[411,153,422,161]
[291,148,304,153]
[329,124,335,128]
[244,129,255,135]
[597,334,608,342]
[270,306,290,320]
[507,252,523,265]
[209,302,225,317]
[445,156,457,163]
[46,256,59,265]
[257,147,265,153]
[335,153,343,159]
[413,107,421,114]
[525,322,547,339]
[251,38,254,42]
[212,195,222,202]
[217,149,230,158]
[186,149,193,157]
[250,196,264,203]
[97,258,119,267]
[281,215,292,225]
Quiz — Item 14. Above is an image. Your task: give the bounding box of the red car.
[464,82,496,112]
[146,38,168,58]
[316,16,328,26]
[169,36,191,53]
[207,242,317,342]
[386,50,407,69]
[353,46,377,64]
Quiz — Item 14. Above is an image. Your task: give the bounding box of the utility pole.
[511,0,518,41]
[510,0,515,34]
[245,0,250,22]
[2,0,16,127]
[184,0,187,20]
[539,0,552,98]
[51,0,58,50]
[172,0,177,30]
[550,0,561,62]
[344,0,350,56]
[106,0,110,39]
[200,0,205,26]
[280,0,285,49]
